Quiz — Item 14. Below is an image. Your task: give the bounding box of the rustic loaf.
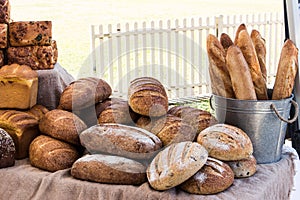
[197,124,253,161]
[0,64,38,109]
[180,157,234,194]
[26,104,49,122]
[29,135,80,172]
[9,21,52,46]
[226,154,257,178]
[0,23,7,48]
[0,49,4,67]
[207,34,235,98]
[147,141,208,191]
[59,77,112,110]
[79,123,162,160]
[220,32,233,54]
[0,0,10,24]
[272,39,298,100]
[0,128,15,168]
[136,114,196,146]
[39,109,87,145]
[0,110,39,159]
[128,77,168,117]
[71,154,147,185]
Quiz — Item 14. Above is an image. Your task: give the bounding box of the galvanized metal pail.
[210,91,298,164]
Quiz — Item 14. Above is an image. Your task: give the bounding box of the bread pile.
[207,23,298,100]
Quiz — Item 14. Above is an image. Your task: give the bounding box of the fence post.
[215,15,224,38]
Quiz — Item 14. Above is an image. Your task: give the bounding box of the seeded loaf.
[0,23,7,48]
[0,0,10,24]
[147,141,208,191]
[39,109,87,146]
[0,49,4,67]
[180,157,234,194]
[0,128,15,168]
[128,77,168,117]
[29,135,80,172]
[0,110,39,159]
[226,154,257,178]
[0,64,38,109]
[71,154,147,185]
[79,123,162,160]
[197,123,253,161]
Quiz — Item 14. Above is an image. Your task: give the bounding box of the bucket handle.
[270,100,299,123]
[209,95,215,111]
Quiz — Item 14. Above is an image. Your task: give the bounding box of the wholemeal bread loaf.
[0,64,38,109]
[136,114,196,146]
[39,109,87,146]
[128,77,168,117]
[9,21,52,46]
[220,33,233,55]
[147,141,208,191]
[226,45,257,100]
[0,128,15,168]
[29,135,80,172]
[0,110,39,159]
[7,45,56,70]
[0,23,7,48]
[71,154,147,185]
[59,77,112,111]
[79,123,162,160]
[180,157,234,194]
[197,124,253,161]
[226,154,257,178]
[0,0,10,24]
[26,104,49,122]
[272,39,298,100]
[207,34,235,98]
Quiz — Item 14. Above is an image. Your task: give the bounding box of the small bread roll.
[226,155,257,178]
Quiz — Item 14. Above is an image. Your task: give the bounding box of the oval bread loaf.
[197,124,253,161]
[226,154,257,178]
[0,128,15,168]
[180,157,234,194]
[147,141,208,191]
[79,123,162,160]
[26,104,49,122]
[71,154,147,185]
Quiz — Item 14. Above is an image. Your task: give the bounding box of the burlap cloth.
[0,145,297,200]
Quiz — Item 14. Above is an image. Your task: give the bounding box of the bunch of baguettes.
[207,23,298,100]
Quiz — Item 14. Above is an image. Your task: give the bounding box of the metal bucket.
[210,91,298,164]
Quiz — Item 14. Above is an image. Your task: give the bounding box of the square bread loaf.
[9,21,52,46]
[0,64,38,109]
[0,23,7,48]
[0,0,10,24]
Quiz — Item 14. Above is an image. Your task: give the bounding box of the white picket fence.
[90,12,284,99]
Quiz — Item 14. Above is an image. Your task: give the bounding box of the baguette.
[220,33,234,54]
[206,34,235,98]
[234,23,247,45]
[226,45,257,100]
[272,39,298,100]
[235,29,268,100]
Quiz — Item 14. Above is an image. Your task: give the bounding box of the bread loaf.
[220,33,233,54]
[180,157,234,194]
[39,109,87,145]
[197,124,253,161]
[51,40,58,63]
[136,114,196,146]
[128,77,168,117]
[59,77,112,110]
[0,23,7,48]
[235,29,268,100]
[207,34,235,98]
[29,135,79,172]
[0,128,15,168]
[0,49,4,67]
[233,23,247,45]
[0,0,10,24]
[26,104,49,122]
[71,154,147,185]
[147,141,208,190]
[7,45,56,70]
[226,45,257,100]
[0,64,38,109]
[0,110,39,159]
[272,39,298,100]
[9,21,52,46]
[79,123,162,160]
[226,155,257,178]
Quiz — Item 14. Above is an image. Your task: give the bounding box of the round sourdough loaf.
[71,154,147,185]
[128,77,168,117]
[180,157,234,194]
[226,154,257,178]
[0,128,15,168]
[147,141,208,191]
[39,109,87,145]
[79,123,162,160]
[29,135,80,172]
[197,124,253,161]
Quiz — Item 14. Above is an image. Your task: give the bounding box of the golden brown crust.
[226,45,257,100]
[39,109,87,145]
[234,23,247,45]
[180,157,234,194]
[26,104,49,122]
[220,33,233,54]
[29,135,79,172]
[197,124,253,161]
[272,39,298,100]
[71,154,147,185]
[0,63,38,79]
[226,155,257,178]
